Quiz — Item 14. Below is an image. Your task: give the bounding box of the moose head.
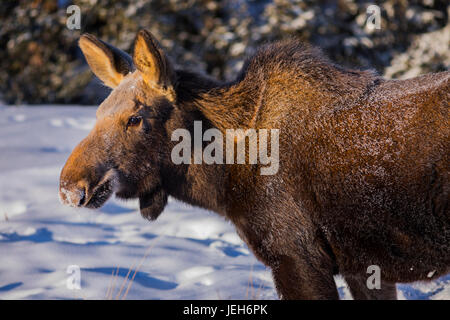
[59,30,181,220]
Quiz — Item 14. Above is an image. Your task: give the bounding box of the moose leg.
[234,202,339,299]
[344,276,397,300]
[271,255,339,300]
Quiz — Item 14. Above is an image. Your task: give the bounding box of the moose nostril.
[59,183,88,208]
[78,188,86,207]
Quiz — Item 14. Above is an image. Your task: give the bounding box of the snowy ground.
[0,105,448,300]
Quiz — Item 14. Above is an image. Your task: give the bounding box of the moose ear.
[79,34,133,88]
[133,30,175,92]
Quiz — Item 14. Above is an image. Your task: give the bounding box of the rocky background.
[1,0,449,105]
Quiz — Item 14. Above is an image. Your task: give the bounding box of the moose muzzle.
[59,135,114,209]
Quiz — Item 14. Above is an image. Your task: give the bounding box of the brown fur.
[60,30,450,300]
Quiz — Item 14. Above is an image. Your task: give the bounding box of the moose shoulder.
[59,29,449,300]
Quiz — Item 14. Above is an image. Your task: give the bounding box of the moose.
[60,29,449,299]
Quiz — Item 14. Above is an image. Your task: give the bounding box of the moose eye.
[127,116,142,128]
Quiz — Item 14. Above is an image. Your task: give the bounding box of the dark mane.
[239,39,378,86]
[175,39,380,98]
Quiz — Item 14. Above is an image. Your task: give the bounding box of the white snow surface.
[0,105,448,300]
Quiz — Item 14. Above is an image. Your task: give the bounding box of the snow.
[0,105,448,300]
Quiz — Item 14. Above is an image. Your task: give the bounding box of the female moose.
[60,30,449,299]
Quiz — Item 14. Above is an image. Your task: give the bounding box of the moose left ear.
[79,34,133,88]
[139,187,168,221]
[133,30,175,95]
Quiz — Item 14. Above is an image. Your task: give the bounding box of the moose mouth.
[84,180,114,209]
[79,173,167,221]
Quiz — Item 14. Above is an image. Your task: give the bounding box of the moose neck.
[160,69,266,215]
[158,71,228,215]
[161,152,228,216]
[161,56,379,215]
